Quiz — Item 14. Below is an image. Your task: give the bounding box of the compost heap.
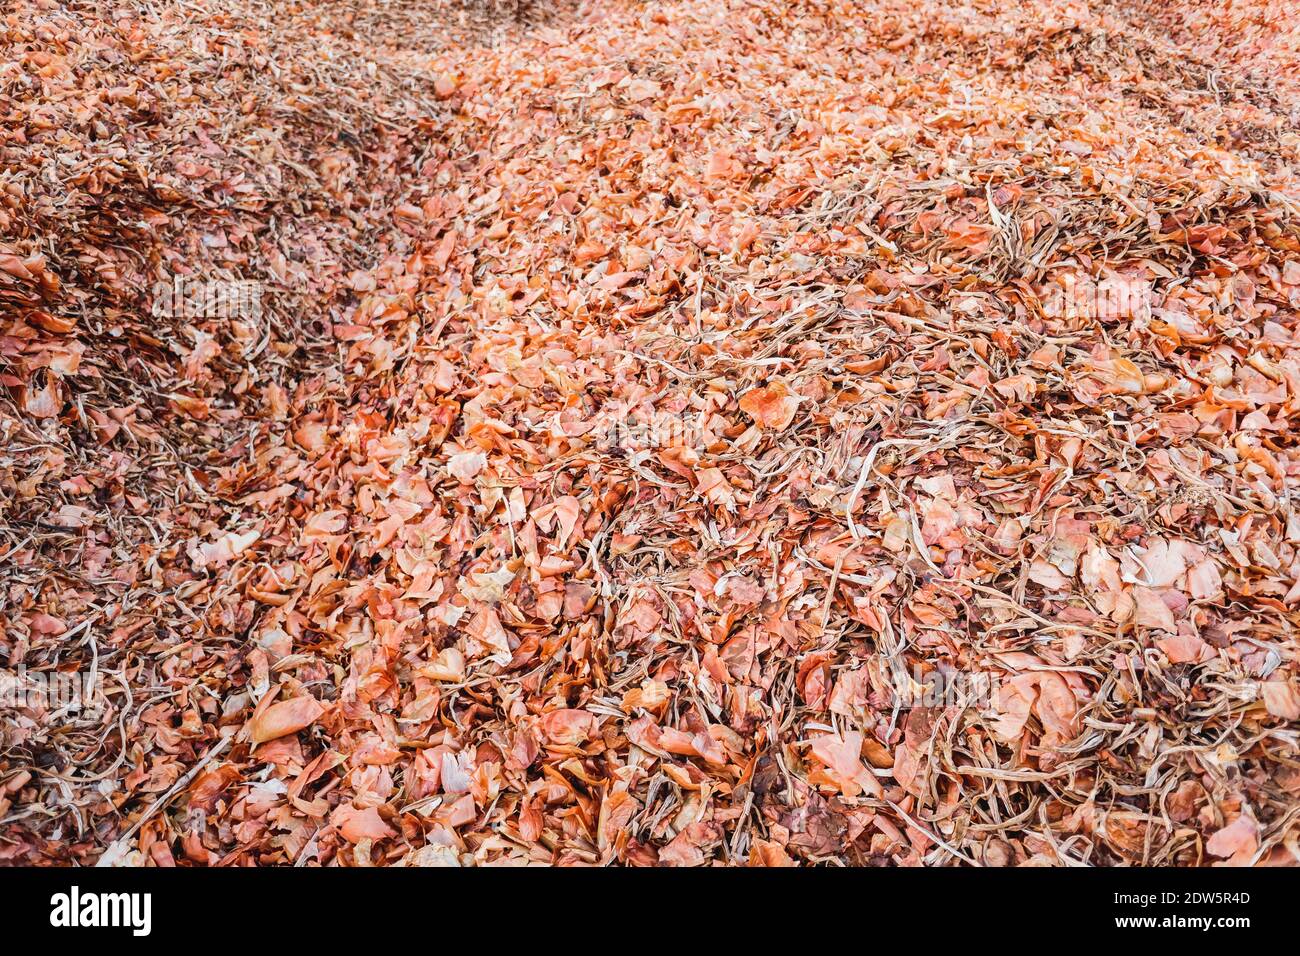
[3,0,1300,866]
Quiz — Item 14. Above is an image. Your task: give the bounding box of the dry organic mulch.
[3,0,1300,867]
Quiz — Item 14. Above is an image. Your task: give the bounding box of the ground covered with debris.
[3,0,1299,866]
